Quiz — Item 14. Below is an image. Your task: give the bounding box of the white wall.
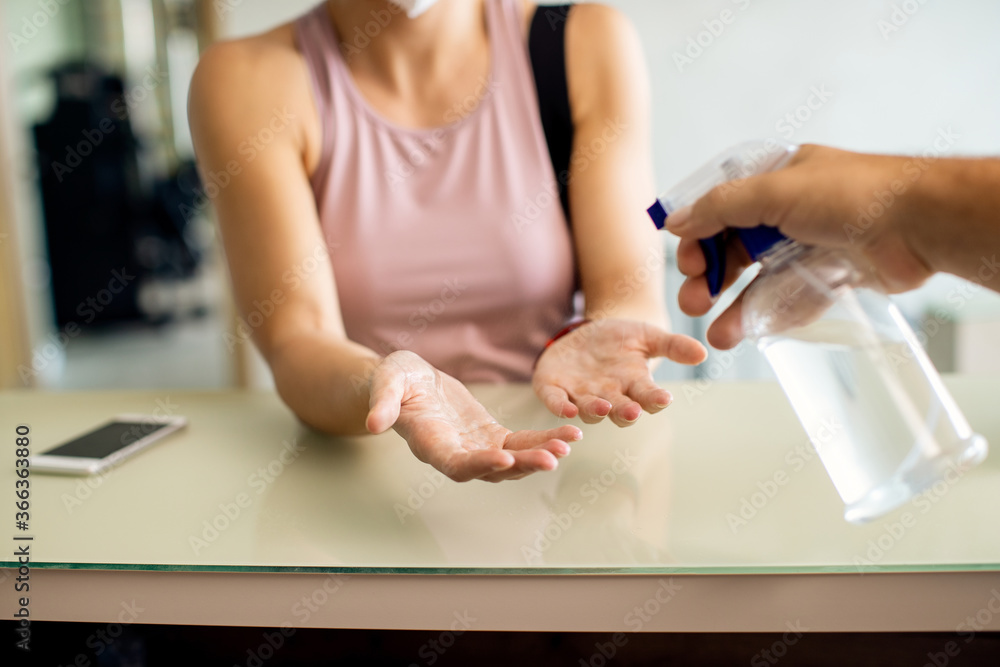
[220,0,319,38]
[221,0,1000,162]
[604,0,1000,184]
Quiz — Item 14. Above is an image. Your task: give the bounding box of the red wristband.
[533,319,591,370]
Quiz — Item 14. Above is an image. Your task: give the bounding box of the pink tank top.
[294,0,575,382]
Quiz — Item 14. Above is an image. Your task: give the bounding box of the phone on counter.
[29,414,187,475]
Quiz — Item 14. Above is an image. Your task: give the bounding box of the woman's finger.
[605,391,643,427]
[478,448,561,483]
[648,331,708,365]
[504,426,581,452]
[624,376,673,414]
[534,383,578,419]
[437,448,516,483]
[365,365,406,433]
[565,391,612,424]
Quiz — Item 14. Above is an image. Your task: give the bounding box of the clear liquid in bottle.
[757,291,987,523]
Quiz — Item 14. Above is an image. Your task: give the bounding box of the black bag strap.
[529,4,575,227]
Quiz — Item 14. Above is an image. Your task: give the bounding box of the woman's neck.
[326,0,488,90]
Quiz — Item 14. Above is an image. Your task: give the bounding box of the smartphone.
[29,414,187,475]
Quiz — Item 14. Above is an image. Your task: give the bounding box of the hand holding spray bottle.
[649,141,987,523]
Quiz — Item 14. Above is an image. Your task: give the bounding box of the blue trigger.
[646,198,788,299]
[699,233,728,298]
[699,226,789,298]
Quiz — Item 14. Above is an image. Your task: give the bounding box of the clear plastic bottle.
[649,141,988,523]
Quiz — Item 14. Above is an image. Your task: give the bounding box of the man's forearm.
[903,157,1000,288]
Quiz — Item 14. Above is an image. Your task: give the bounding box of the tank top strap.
[489,0,533,75]
[294,4,339,197]
[487,0,561,193]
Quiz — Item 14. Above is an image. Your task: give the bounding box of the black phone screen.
[42,422,171,459]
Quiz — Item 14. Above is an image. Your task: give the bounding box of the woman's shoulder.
[188,23,319,164]
[191,25,305,102]
[562,3,648,122]
[565,3,640,54]
[523,2,640,70]
[522,1,632,34]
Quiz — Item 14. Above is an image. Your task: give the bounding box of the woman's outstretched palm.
[533,319,707,426]
[367,351,581,482]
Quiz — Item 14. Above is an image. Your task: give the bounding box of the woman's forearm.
[582,256,671,331]
[266,333,383,435]
[585,300,670,332]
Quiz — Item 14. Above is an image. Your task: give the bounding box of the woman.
[188,0,706,483]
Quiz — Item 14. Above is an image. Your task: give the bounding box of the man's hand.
[366,351,582,482]
[668,144,941,349]
[532,319,707,427]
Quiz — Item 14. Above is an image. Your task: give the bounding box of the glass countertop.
[2,377,998,575]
